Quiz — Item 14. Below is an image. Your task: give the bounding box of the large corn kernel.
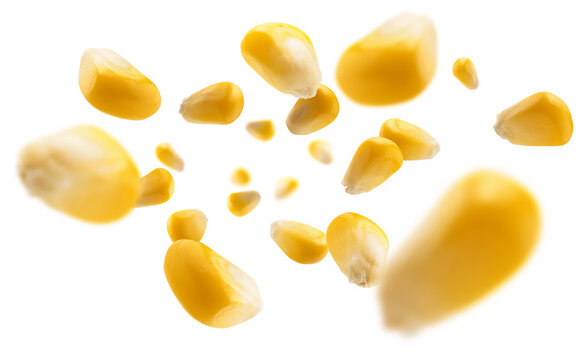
[155,143,184,171]
[136,168,174,207]
[275,177,299,200]
[452,57,479,90]
[167,209,208,242]
[79,48,161,120]
[179,82,244,125]
[326,213,388,287]
[336,13,437,105]
[270,221,327,264]
[494,92,573,146]
[164,240,262,328]
[231,167,251,186]
[380,170,541,331]
[379,118,440,160]
[241,23,321,98]
[18,125,140,222]
[246,120,275,141]
[286,84,339,135]
[308,139,333,164]
[227,191,260,216]
[342,137,403,194]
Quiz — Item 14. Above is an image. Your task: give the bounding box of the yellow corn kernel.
[342,137,403,194]
[494,92,573,146]
[270,221,327,264]
[380,170,541,331]
[167,209,208,242]
[452,57,479,90]
[246,120,275,141]
[241,23,321,98]
[227,191,260,216]
[326,213,388,287]
[18,125,140,223]
[231,167,251,186]
[275,177,299,200]
[79,48,160,120]
[165,240,262,328]
[136,168,174,207]
[155,143,184,171]
[179,82,244,125]
[379,118,440,160]
[336,13,437,105]
[286,84,340,135]
[308,139,333,164]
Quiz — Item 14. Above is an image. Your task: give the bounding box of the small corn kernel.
[165,240,262,328]
[286,84,340,135]
[18,125,140,223]
[336,13,437,105]
[308,139,333,164]
[246,120,275,141]
[380,170,540,332]
[79,48,161,120]
[179,82,244,125]
[494,92,573,146]
[326,213,388,287]
[379,119,440,160]
[275,177,299,200]
[136,168,174,207]
[155,143,184,171]
[167,209,208,242]
[231,167,251,186]
[452,57,479,90]
[227,191,260,216]
[270,221,327,264]
[241,23,321,98]
[342,137,403,194]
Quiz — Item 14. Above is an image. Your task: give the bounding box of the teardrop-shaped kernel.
[270,221,327,264]
[231,167,251,186]
[246,120,275,141]
[164,240,263,328]
[275,177,299,200]
[452,57,479,90]
[155,143,184,171]
[167,209,208,242]
[336,13,437,105]
[379,119,439,160]
[136,168,174,207]
[286,84,339,135]
[227,191,260,216]
[179,82,244,125]
[79,48,161,120]
[308,139,333,164]
[18,125,140,222]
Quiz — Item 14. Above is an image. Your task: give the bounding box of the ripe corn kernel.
[326,213,388,287]
[227,191,260,216]
[155,143,184,171]
[452,57,479,90]
[270,221,327,264]
[18,125,140,223]
[275,177,299,200]
[79,48,161,120]
[380,170,541,332]
[241,23,321,98]
[336,13,437,106]
[286,84,340,135]
[179,82,244,125]
[167,209,208,242]
[231,167,251,186]
[308,139,333,164]
[164,240,262,328]
[379,118,440,160]
[494,92,573,146]
[342,137,403,194]
[136,168,174,207]
[246,120,275,141]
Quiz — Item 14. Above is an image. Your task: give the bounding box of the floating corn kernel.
[164,240,262,328]
[270,221,327,264]
[167,209,208,242]
[342,137,403,194]
[231,167,251,186]
[18,125,140,223]
[275,177,299,200]
[452,57,479,90]
[179,82,244,125]
[380,170,541,331]
[79,48,161,120]
[308,139,333,164]
[494,92,573,146]
[286,84,339,135]
[155,143,184,171]
[336,13,437,105]
[379,119,439,160]
[227,191,260,216]
[326,213,388,287]
[241,23,321,98]
[136,168,174,207]
[246,120,275,141]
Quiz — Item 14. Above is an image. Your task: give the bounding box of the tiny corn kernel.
[270,221,328,264]
[179,82,244,125]
[79,48,161,120]
[167,209,208,242]
[308,139,333,164]
[379,118,440,160]
[155,143,184,171]
[275,177,299,200]
[231,167,251,186]
[227,191,261,216]
[246,120,275,141]
[286,84,340,135]
[136,168,175,207]
[241,23,321,98]
[494,92,573,146]
[452,57,479,90]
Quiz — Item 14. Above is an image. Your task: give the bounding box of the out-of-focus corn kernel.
[167,209,208,242]
[286,84,339,135]
[379,118,440,160]
[494,92,573,146]
[308,139,333,164]
[241,23,321,98]
[275,177,299,200]
[227,191,260,216]
[336,13,437,105]
[270,221,327,264]
[136,168,174,207]
[18,125,140,222]
[452,57,479,90]
[246,120,275,141]
[165,240,262,328]
[179,82,244,125]
[231,167,251,186]
[79,48,161,120]
[155,143,184,171]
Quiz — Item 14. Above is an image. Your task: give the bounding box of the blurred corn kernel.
[308,139,333,164]
[155,143,184,171]
[452,57,479,90]
[167,209,208,242]
[136,168,174,207]
[270,220,327,264]
[180,82,244,125]
[379,118,439,160]
[286,84,339,135]
[275,177,299,200]
[231,167,251,186]
[246,120,275,141]
[227,191,260,216]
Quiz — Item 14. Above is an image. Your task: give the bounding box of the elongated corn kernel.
[227,191,260,216]
[18,125,139,222]
[79,48,161,120]
[380,170,540,331]
[494,92,573,146]
[165,240,262,328]
[231,167,251,186]
[336,13,437,105]
[452,57,479,90]
[270,221,327,264]
[167,209,207,242]
[136,168,174,207]
[342,137,403,194]
[308,139,333,164]
[379,119,440,160]
[246,120,275,141]
[179,82,244,125]
[326,213,388,287]
[155,143,184,171]
[275,177,299,200]
[241,23,321,98]
[286,84,339,135]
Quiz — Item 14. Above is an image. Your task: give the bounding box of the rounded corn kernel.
[379,118,440,160]
[270,221,327,264]
[136,168,175,207]
[308,139,333,164]
[246,120,275,141]
[179,82,244,125]
[231,167,251,186]
[155,143,184,171]
[275,177,299,200]
[452,57,479,90]
[227,191,260,216]
[286,84,339,135]
[167,209,208,242]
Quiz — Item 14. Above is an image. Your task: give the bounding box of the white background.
[1,0,583,358]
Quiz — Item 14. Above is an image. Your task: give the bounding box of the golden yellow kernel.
[308,139,333,164]
[452,57,479,90]
[275,177,299,200]
[231,167,251,186]
[246,120,275,141]
[167,209,208,242]
[379,118,439,160]
[270,221,327,264]
[136,168,174,207]
[286,84,339,135]
[155,143,184,171]
[227,191,261,216]
[179,82,244,125]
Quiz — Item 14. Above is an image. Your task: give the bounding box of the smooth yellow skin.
[379,118,440,160]
[336,13,437,105]
[164,240,263,328]
[270,221,328,264]
[227,191,260,216]
[18,125,140,222]
[241,23,322,98]
[231,167,251,186]
[380,170,541,331]
[79,48,161,120]
[155,143,184,171]
[167,209,208,242]
[308,139,333,164]
[452,57,479,90]
[136,168,174,207]
[246,120,275,141]
[275,177,299,200]
[342,137,403,194]
[286,84,340,135]
[494,92,573,146]
[326,213,388,287]
[179,82,244,125]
